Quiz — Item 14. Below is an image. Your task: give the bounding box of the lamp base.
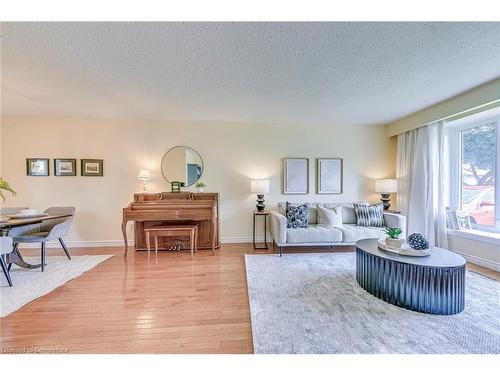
[256,194,265,211]
[380,193,391,210]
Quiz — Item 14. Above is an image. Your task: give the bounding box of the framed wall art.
[317,158,343,194]
[81,159,104,177]
[283,158,309,194]
[54,159,77,176]
[26,158,50,176]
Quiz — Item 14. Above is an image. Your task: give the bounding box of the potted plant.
[384,227,403,248]
[0,177,16,203]
[195,181,206,193]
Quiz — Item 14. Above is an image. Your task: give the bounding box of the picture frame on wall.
[26,158,50,176]
[81,159,104,177]
[283,158,309,194]
[171,181,182,192]
[54,159,77,176]
[316,158,343,194]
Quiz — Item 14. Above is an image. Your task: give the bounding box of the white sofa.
[270,202,406,256]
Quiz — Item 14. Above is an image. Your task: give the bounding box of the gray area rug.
[0,255,113,317]
[245,252,500,354]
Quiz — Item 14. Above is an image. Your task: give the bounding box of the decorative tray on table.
[377,238,431,257]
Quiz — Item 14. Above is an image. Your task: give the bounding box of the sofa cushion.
[341,203,359,224]
[286,202,309,229]
[317,205,343,227]
[337,224,386,243]
[353,202,385,227]
[286,225,343,243]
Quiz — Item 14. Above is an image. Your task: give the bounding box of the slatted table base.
[356,248,465,315]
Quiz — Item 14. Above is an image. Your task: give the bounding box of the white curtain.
[396,121,448,248]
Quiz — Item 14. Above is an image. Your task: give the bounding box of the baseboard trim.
[221,236,271,244]
[18,237,270,249]
[451,249,500,272]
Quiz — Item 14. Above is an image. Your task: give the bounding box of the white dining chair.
[42,207,76,259]
[0,236,14,286]
[11,207,75,272]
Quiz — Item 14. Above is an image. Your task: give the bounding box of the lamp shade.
[375,179,397,193]
[137,169,151,181]
[250,179,270,194]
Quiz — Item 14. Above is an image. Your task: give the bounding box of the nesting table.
[355,238,466,315]
[253,210,269,250]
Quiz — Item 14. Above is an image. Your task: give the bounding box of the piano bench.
[144,225,199,259]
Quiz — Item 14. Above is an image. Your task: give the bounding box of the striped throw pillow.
[353,203,385,227]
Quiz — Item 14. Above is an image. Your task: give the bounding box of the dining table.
[0,214,73,269]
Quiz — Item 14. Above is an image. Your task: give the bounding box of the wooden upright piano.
[122,192,220,256]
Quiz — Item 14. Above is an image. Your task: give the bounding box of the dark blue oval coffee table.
[355,238,466,315]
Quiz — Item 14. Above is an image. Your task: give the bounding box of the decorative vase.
[386,237,402,248]
[407,233,429,250]
[197,187,204,193]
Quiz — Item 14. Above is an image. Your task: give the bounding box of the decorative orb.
[407,233,429,250]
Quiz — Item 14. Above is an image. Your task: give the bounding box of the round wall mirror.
[161,146,204,187]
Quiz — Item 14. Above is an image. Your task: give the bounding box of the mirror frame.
[160,145,204,187]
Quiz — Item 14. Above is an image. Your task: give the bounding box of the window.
[447,107,500,233]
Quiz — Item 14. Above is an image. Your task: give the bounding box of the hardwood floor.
[1,244,255,354]
[466,262,499,281]
[1,244,497,354]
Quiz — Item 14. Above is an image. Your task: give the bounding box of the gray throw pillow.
[286,202,309,229]
[353,202,385,227]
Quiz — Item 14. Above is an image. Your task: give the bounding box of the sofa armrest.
[383,213,407,237]
[270,210,287,246]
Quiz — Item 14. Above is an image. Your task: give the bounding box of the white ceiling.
[1,22,499,125]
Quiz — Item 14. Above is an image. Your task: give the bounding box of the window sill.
[447,229,500,245]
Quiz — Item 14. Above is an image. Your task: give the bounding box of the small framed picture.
[317,158,343,194]
[171,181,182,192]
[446,209,458,229]
[81,159,104,177]
[283,158,309,194]
[455,211,472,230]
[26,158,50,176]
[54,159,77,176]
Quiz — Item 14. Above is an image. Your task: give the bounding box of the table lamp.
[375,179,397,210]
[138,169,152,192]
[250,179,270,211]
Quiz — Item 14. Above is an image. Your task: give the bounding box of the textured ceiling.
[1,22,499,125]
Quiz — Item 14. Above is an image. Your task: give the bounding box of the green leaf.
[0,177,16,203]
[384,227,402,239]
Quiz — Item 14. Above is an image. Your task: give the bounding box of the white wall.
[386,78,500,137]
[0,118,3,177]
[1,116,396,245]
[447,233,500,272]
